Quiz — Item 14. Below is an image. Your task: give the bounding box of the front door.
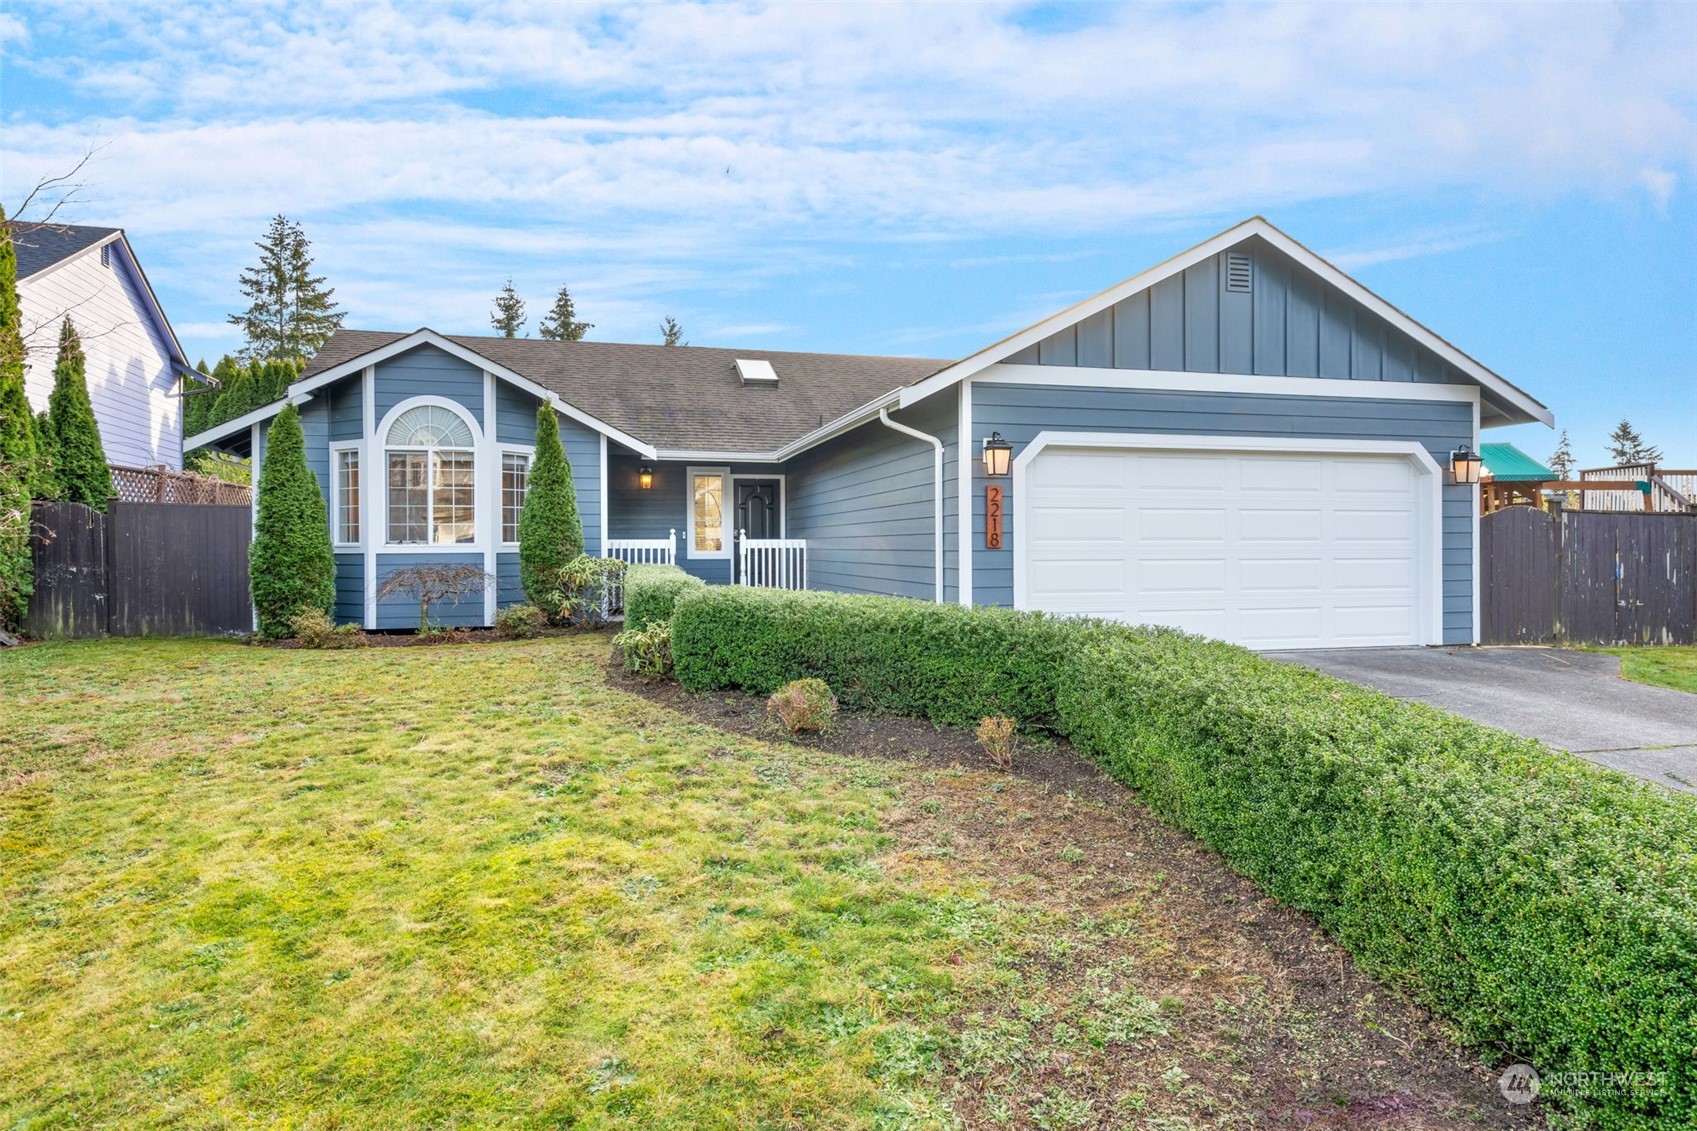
[734,479,781,579]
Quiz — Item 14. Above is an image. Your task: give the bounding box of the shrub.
[553,554,626,627]
[669,587,1090,728]
[1056,629,1697,1129]
[288,607,365,649]
[623,564,705,632]
[613,618,673,679]
[249,404,335,639]
[0,206,36,632]
[517,405,582,617]
[494,603,547,639]
[975,715,1017,773]
[46,318,113,510]
[766,677,837,733]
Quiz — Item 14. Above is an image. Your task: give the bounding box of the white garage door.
[1020,445,1432,649]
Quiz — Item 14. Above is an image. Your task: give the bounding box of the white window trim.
[498,444,536,547]
[685,465,732,559]
[376,395,485,550]
[1008,431,1445,647]
[330,441,363,549]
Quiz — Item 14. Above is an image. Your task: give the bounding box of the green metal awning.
[1480,442,1556,482]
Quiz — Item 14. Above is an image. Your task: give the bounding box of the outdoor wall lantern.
[638,466,654,490]
[1449,445,1482,485]
[982,432,1013,478]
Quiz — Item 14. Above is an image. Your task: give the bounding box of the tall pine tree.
[228,215,345,363]
[537,284,592,341]
[660,316,686,346]
[0,204,39,631]
[1547,429,1575,480]
[47,317,113,510]
[249,404,335,638]
[1606,419,1662,467]
[517,404,583,618]
[490,280,527,337]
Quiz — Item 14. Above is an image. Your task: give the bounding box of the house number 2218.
[985,485,1003,549]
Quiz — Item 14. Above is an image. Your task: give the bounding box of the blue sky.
[3,1,1693,466]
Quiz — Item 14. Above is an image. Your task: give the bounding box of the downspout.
[878,407,944,603]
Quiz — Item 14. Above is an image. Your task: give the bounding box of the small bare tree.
[377,564,492,635]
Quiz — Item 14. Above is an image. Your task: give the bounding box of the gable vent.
[100,243,111,268]
[735,358,778,386]
[1225,252,1252,292]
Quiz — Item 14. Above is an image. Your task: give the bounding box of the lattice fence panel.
[110,464,252,506]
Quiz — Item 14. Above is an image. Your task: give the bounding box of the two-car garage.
[1014,436,1444,650]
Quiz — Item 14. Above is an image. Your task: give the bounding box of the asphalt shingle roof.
[301,330,951,453]
[8,223,121,280]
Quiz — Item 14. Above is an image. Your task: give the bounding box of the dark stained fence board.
[26,500,252,639]
[26,502,109,639]
[1483,508,1696,645]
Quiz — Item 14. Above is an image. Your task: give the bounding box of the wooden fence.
[27,501,253,639]
[111,464,252,506]
[1482,507,1696,645]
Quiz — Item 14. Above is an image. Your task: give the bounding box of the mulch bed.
[610,659,1546,1130]
[258,625,603,649]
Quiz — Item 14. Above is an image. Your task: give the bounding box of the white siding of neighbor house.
[18,241,182,470]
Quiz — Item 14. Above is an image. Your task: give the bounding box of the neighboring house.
[14,223,198,470]
[186,217,1552,649]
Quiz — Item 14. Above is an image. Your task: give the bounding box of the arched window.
[385,403,476,545]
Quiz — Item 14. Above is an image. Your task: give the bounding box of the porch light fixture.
[638,465,654,490]
[982,432,1012,478]
[1450,445,1482,485]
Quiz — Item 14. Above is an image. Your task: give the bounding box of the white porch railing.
[605,531,677,612]
[738,531,808,590]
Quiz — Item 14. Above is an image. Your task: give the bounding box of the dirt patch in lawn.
[613,662,1544,1130]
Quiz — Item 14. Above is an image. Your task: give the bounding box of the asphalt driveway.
[1271,647,1697,794]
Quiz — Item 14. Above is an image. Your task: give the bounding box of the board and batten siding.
[1010,236,1474,388]
[785,390,958,601]
[18,240,182,469]
[969,381,1476,643]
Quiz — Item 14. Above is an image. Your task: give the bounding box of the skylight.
[735,359,778,385]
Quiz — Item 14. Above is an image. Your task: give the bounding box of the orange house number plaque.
[985,485,1003,549]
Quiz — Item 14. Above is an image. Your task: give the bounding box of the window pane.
[336,450,360,543]
[432,452,476,544]
[387,404,474,448]
[502,453,529,543]
[387,452,427,543]
[693,474,723,553]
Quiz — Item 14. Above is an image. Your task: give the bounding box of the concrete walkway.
[1271,647,1697,794]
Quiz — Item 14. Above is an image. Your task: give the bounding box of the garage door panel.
[1023,445,1428,650]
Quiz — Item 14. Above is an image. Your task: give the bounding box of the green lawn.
[1604,645,1697,693]
[2,636,1516,1129]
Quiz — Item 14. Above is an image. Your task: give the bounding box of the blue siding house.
[188,218,1551,649]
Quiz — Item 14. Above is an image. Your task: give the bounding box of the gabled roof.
[1480,443,1556,482]
[9,222,122,281]
[296,329,948,454]
[897,216,1553,427]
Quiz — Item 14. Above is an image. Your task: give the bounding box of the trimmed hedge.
[669,586,1086,728]
[1056,629,1697,1128]
[622,564,705,631]
[666,585,1697,1126]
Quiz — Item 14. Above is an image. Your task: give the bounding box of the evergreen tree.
[660,316,686,347]
[490,280,527,337]
[228,215,345,363]
[0,205,37,631]
[182,358,215,437]
[537,284,592,341]
[517,404,583,618]
[249,404,335,638]
[1547,429,1575,480]
[1606,419,1662,467]
[47,317,113,510]
[32,411,57,500]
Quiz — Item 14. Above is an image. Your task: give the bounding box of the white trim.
[329,441,363,549]
[655,449,777,463]
[250,421,261,633]
[1471,398,1482,645]
[362,366,377,628]
[482,371,498,625]
[287,328,657,458]
[877,408,944,603]
[685,465,732,559]
[958,379,972,606]
[376,395,484,550]
[974,363,1483,407]
[496,445,536,547]
[896,217,1551,427]
[598,432,609,555]
[1009,431,1445,647]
